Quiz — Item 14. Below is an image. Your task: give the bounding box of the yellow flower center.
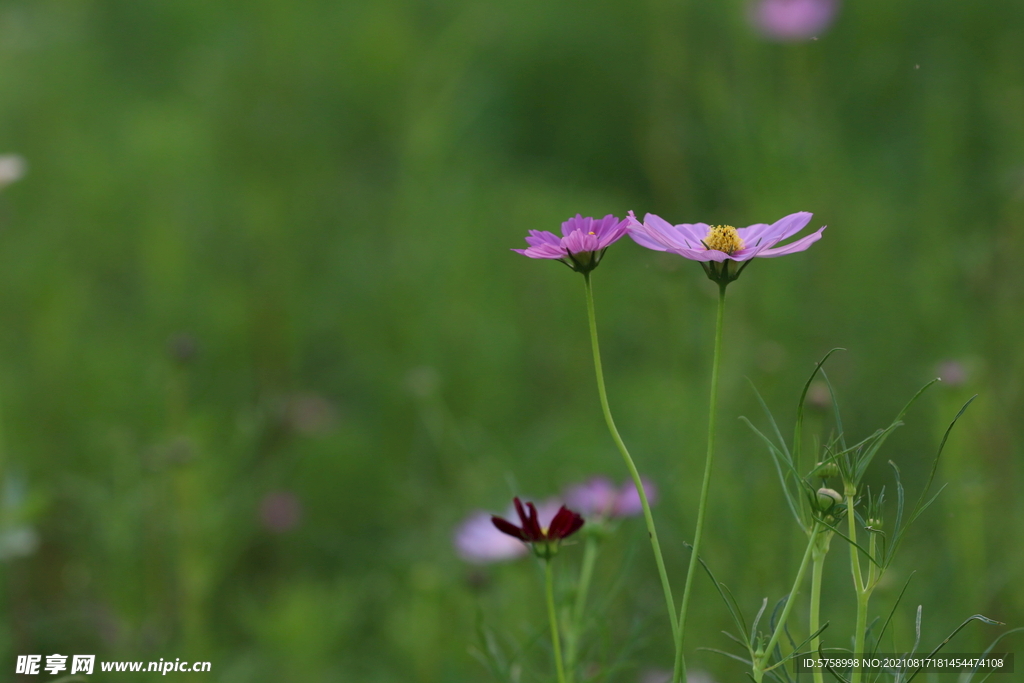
[703,225,744,255]
[588,231,595,235]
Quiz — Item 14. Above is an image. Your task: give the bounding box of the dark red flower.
[491,497,584,558]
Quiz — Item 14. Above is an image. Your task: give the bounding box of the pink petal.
[754,212,814,250]
[756,225,827,257]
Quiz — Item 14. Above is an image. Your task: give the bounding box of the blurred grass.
[1,0,1022,680]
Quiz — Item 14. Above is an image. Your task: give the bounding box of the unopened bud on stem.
[812,461,840,479]
[815,487,843,511]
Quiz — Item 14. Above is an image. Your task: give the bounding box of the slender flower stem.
[565,535,599,683]
[753,523,821,682]
[846,491,865,594]
[672,283,728,683]
[866,533,878,590]
[583,273,679,639]
[810,544,827,683]
[852,592,869,683]
[572,536,598,635]
[847,491,867,683]
[546,560,567,683]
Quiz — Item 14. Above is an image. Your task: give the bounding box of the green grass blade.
[794,348,845,479]
[747,379,793,460]
[818,516,882,569]
[869,573,915,658]
[966,626,1024,683]
[819,369,847,452]
[905,614,1004,683]
[700,647,754,667]
[741,416,805,528]
[687,541,751,650]
[913,395,977,513]
[751,597,769,647]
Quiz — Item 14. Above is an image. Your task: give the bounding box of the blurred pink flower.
[259,491,302,533]
[454,511,529,564]
[454,498,564,564]
[750,0,840,41]
[564,477,657,519]
[936,359,968,387]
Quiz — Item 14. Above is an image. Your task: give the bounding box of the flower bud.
[812,461,840,479]
[815,487,843,510]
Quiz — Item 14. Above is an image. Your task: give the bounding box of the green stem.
[846,491,865,594]
[866,533,878,590]
[846,491,867,683]
[565,536,599,683]
[583,274,678,640]
[546,560,567,683]
[852,592,869,683]
[753,524,821,682]
[672,283,727,683]
[810,545,827,683]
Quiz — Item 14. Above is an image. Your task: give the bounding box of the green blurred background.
[1,0,1022,681]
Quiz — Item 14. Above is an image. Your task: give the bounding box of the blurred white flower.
[0,154,26,189]
[0,526,40,561]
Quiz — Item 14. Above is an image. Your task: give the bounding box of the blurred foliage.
[0,0,1022,681]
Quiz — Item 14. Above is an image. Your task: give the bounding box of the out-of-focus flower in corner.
[0,526,39,561]
[0,154,25,190]
[564,477,657,520]
[750,0,840,42]
[491,497,584,559]
[259,491,302,533]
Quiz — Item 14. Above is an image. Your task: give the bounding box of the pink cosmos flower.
[564,477,657,519]
[627,211,825,285]
[454,498,566,564]
[513,214,629,274]
[751,0,840,42]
